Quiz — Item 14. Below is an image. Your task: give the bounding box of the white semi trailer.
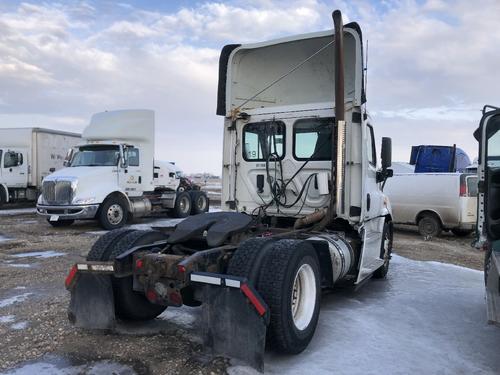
[64,10,394,371]
[36,110,209,229]
[0,128,80,206]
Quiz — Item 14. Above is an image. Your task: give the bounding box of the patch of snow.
[0,293,33,308]
[0,234,12,242]
[0,208,35,216]
[10,321,28,330]
[240,255,500,375]
[158,306,199,328]
[12,251,65,259]
[14,286,26,290]
[1,356,139,375]
[0,315,15,324]
[6,264,34,268]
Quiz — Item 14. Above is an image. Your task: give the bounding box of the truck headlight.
[72,197,97,205]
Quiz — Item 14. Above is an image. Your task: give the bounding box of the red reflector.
[146,289,157,302]
[241,283,266,316]
[65,264,78,289]
[460,182,467,197]
[177,264,186,274]
[135,259,144,269]
[169,292,182,305]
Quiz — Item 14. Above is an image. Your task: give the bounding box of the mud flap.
[68,273,116,330]
[192,272,269,372]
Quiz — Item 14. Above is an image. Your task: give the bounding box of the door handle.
[366,194,371,211]
[9,168,12,172]
[124,169,128,174]
[139,176,142,184]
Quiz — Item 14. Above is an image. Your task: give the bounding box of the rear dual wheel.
[228,238,321,354]
[87,229,167,320]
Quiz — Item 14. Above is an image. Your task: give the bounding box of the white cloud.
[0,0,497,173]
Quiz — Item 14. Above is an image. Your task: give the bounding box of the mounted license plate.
[50,215,59,222]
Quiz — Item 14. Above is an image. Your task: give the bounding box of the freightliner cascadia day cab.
[0,128,80,206]
[63,11,394,370]
[36,110,209,229]
[474,105,500,324]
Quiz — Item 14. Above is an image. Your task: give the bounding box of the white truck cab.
[37,110,209,229]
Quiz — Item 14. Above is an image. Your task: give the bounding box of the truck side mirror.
[17,153,23,166]
[63,148,74,167]
[381,137,392,170]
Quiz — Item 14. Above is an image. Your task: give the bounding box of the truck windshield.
[70,145,120,167]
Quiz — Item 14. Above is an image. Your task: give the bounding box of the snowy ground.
[231,255,500,375]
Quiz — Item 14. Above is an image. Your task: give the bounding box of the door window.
[243,121,285,161]
[293,118,333,161]
[367,125,377,166]
[125,147,140,166]
[4,151,22,168]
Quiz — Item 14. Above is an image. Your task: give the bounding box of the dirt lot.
[0,210,485,374]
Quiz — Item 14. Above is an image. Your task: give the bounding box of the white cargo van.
[0,128,81,205]
[384,172,477,237]
[36,110,209,229]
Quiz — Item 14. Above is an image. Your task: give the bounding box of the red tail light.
[460,181,467,197]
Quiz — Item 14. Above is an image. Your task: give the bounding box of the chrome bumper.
[37,204,99,220]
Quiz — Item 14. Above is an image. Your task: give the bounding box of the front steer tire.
[98,196,129,230]
[257,239,321,354]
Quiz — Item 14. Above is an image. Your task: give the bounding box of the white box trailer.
[384,172,478,237]
[0,128,81,204]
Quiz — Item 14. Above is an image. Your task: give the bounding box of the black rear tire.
[227,237,276,284]
[98,196,129,230]
[418,214,442,238]
[86,228,135,261]
[172,191,192,218]
[191,191,210,215]
[109,230,168,321]
[47,219,74,227]
[373,221,393,279]
[451,228,473,237]
[257,239,320,354]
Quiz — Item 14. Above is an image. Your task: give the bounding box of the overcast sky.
[0,0,498,174]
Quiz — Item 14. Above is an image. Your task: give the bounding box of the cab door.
[356,124,385,283]
[477,106,500,323]
[2,149,28,188]
[118,146,143,197]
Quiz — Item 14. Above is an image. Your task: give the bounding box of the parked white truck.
[0,128,80,206]
[36,110,209,229]
[64,11,395,371]
[384,172,478,237]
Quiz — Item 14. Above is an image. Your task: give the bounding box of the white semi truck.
[0,128,81,206]
[64,11,394,371]
[36,110,209,229]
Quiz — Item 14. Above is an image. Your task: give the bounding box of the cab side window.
[4,151,22,168]
[126,148,140,167]
[367,125,377,166]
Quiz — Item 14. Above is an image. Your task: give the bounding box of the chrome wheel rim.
[291,263,316,330]
[197,196,207,211]
[107,204,124,225]
[179,196,190,214]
